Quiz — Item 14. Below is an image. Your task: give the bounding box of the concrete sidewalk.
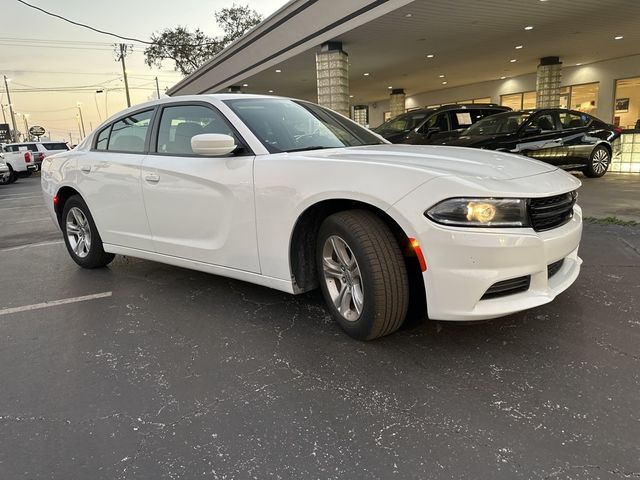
[575,172,639,223]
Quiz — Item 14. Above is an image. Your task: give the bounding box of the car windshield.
[375,111,432,133]
[463,112,531,136]
[224,98,384,153]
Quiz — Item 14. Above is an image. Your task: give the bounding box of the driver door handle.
[80,165,91,173]
[145,173,160,183]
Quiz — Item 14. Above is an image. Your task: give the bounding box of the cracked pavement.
[1,176,639,479]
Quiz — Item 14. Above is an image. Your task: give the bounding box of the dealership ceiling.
[200,0,640,104]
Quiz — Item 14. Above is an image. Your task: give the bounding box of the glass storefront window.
[614,77,640,129]
[570,83,599,116]
[500,93,522,110]
[522,91,537,110]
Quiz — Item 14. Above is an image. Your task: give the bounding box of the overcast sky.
[1,0,289,142]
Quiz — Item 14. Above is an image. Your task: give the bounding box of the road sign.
[0,123,10,142]
[29,125,46,137]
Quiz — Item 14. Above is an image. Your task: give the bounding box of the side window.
[559,111,589,129]
[531,113,558,132]
[95,126,110,150]
[421,113,450,133]
[449,110,486,130]
[156,105,237,155]
[107,110,153,153]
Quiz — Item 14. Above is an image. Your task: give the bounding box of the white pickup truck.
[2,141,70,183]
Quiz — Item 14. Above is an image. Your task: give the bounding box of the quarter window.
[156,105,237,155]
[95,127,110,150]
[107,110,153,153]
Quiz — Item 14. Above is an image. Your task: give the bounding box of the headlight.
[426,198,529,227]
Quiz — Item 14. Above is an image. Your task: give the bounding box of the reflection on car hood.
[428,134,505,147]
[287,144,557,181]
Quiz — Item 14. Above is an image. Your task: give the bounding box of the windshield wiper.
[284,145,335,153]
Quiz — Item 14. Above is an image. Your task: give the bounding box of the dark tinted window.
[107,110,153,153]
[420,112,450,133]
[377,112,430,133]
[531,113,558,131]
[157,105,237,155]
[465,112,531,135]
[13,144,38,152]
[448,109,496,130]
[559,111,590,129]
[95,126,110,150]
[42,143,69,151]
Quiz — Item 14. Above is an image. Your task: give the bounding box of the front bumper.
[420,206,582,321]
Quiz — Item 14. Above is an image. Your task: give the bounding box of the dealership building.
[169,0,640,173]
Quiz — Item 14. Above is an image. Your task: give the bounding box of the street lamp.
[96,89,109,118]
[76,102,86,138]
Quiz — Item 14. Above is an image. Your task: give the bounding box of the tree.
[144,4,262,75]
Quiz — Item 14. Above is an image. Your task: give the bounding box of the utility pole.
[77,102,86,138]
[155,77,161,99]
[115,43,132,107]
[76,115,82,141]
[22,114,30,139]
[1,103,6,123]
[69,132,73,145]
[3,75,19,142]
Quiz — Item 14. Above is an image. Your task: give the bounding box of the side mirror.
[191,134,237,156]
[523,126,542,136]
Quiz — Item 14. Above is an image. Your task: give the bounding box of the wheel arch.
[54,186,83,227]
[288,198,427,318]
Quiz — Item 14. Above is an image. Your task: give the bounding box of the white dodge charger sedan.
[42,94,582,340]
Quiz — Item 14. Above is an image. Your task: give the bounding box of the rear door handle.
[80,165,91,173]
[145,173,160,183]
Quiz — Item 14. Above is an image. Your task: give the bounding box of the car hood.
[287,144,557,181]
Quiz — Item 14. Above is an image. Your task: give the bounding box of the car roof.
[395,104,510,117]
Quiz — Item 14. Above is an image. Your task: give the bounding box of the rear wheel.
[584,145,610,178]
[6,165,17,184]
[316,210,409,340]
[62,195,114,268]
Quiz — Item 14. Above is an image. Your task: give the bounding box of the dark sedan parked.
[372,104,510,144]
[428,109,621,177]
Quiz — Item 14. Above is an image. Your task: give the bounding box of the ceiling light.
[614,35,624,40]
[268,89,274,93]
[363,72,370,76]
[575,63,582,66]
[524,26,534,30]
[275,69,281,73]
[349,95,354,98]
[439,74,445,78]
[515,45,523,49]
[426,54,435,58]
[405,13,413,17]
[510,59,517,63]
[442,81,447,85]
[500,76,507,80]
[242,83,248,87]
[388,86,393,89]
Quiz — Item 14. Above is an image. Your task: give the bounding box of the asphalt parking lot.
[1,174,639,479]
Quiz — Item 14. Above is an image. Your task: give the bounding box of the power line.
[15,0,154,44]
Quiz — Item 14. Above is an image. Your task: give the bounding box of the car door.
[557,110,598,166]
[140,102,260,273]
[512,111,566,164]
[76,109,155,251]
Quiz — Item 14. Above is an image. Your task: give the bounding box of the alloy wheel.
[321,235,364,322]
[592,148,610,175]
[66,207,92,258]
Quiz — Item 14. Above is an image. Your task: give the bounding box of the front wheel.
[316,210,409,340]
[583,145,610,178]
[62,195,114,268]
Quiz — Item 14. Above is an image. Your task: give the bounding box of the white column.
[536,56,562,108]
[316,42,349,117]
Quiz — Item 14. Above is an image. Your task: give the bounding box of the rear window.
[7,144,38,152]
[42,143,69,151]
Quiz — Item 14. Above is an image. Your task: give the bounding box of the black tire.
[61,195,115,268]
[316,210,409,340]
[6,165,18,184]
[583,145,610,178]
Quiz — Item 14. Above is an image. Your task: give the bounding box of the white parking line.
[0,240,64,252]
[0,292,113,316]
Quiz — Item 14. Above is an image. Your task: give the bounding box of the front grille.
[528,191,577,232]
[547,258,565,279]
[481,275,531,300]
